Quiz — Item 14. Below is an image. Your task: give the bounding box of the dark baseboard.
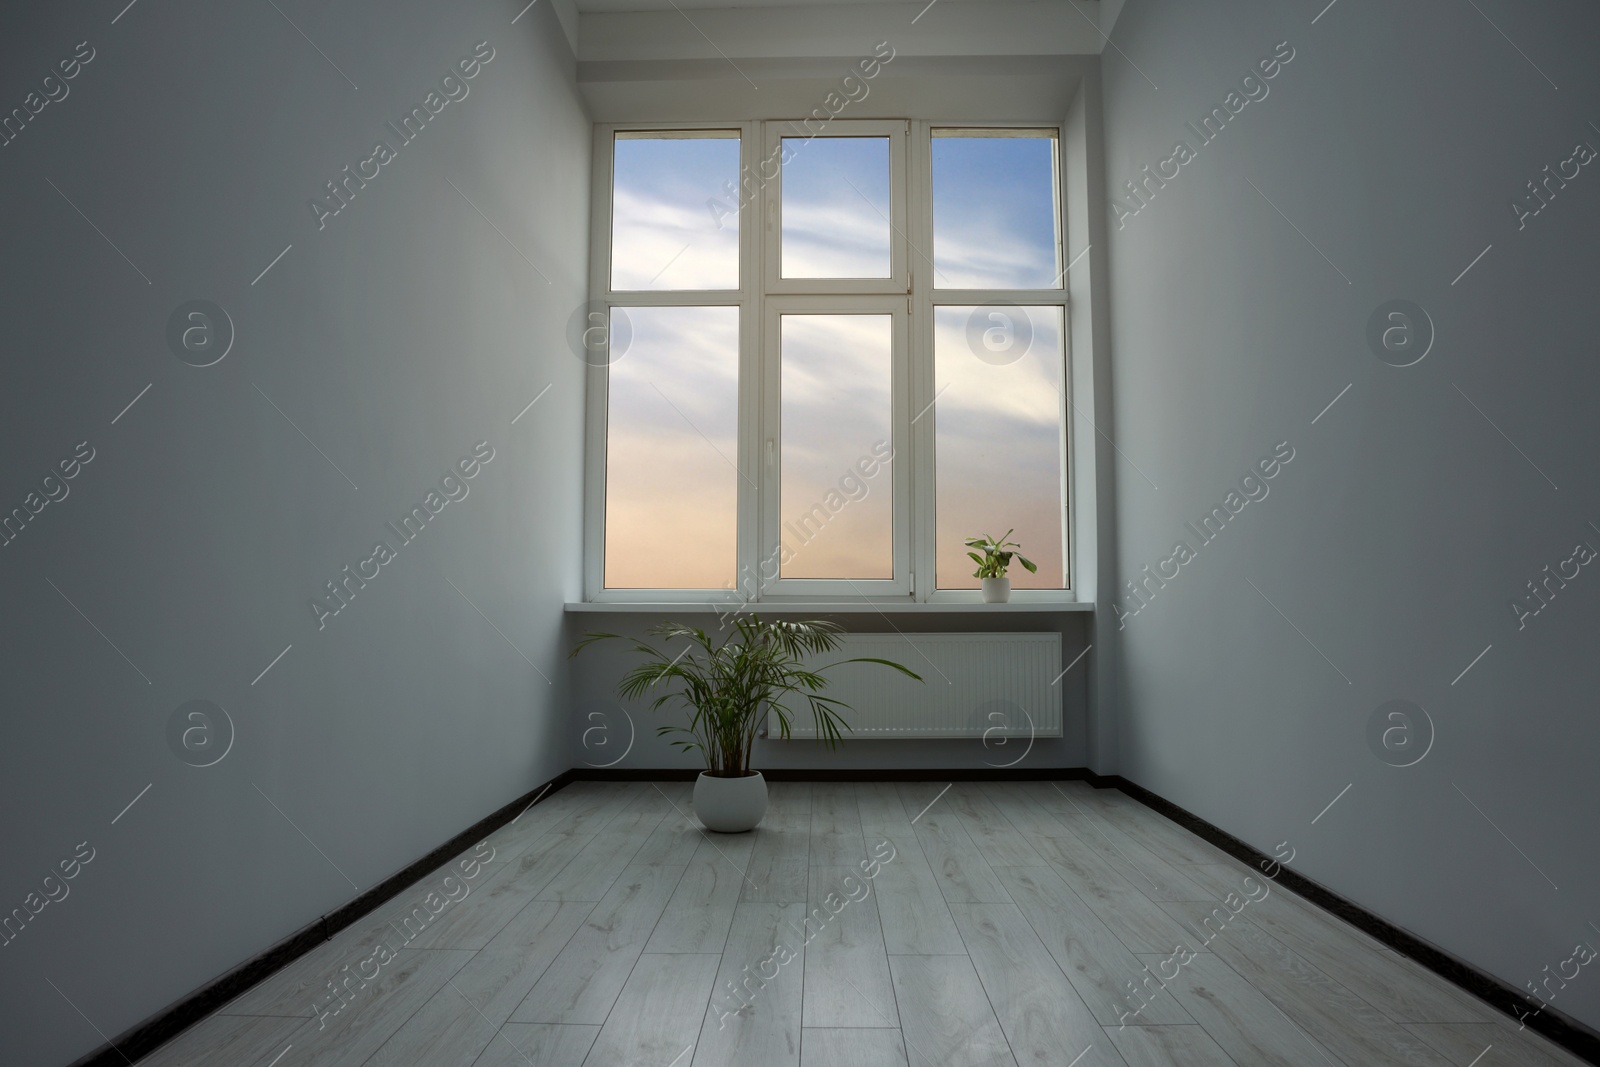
[66,770,577,1067]
[1100,774,1600,1066]
[62,765,1600,1067]
[569,766,1102,782]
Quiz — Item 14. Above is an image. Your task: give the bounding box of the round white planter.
[981,576,1012,603]
[694,771,769,832]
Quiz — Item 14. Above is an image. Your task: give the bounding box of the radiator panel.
[770,632,1062,739]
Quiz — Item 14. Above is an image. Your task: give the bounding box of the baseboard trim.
[569,766,1101,782]
[66,770,577,1067]
[1102,774,1600,1066]
[62,766,1600,1067]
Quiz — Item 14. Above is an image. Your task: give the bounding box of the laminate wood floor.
[135,781,1589,1067]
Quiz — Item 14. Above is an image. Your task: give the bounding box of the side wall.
[1102,0,1600,1031]
[0,3,588,1063]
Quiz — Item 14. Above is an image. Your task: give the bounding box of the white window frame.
[583,119,1073,605]
[763,119,909,295]
[916,122,1071,603]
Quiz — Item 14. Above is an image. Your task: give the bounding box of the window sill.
[564,600,1092,614]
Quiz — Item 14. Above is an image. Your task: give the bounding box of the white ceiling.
[573,1,1113,63]
[573,0,1034,10]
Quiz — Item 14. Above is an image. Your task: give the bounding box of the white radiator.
[768,632,1062,739]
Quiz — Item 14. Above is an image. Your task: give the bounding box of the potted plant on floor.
[965,529,1037,603]
[571,617,921,832]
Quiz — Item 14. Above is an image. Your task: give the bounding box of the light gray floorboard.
[1172,905,1455,1066]
[742,810,813,903]
[944,785,1049,868]
[511,862,686,1025]
[216,914,403,1019]
[485,782,616,845]
[913,818,1015,903]
[800,1028,910,1067]
[768,781,815,814]
[134,782,1547,1067]
[403,831,590,950]
[285,948,477,1067]
[979,783,1088,838]
[994,865,1194,1027]
[1134,951,1343,1067]
[1105,1023,1239,1067]
[888,954,1017,1067]
[1408,1021,1593,1067]
[803,866,898,1028]
[950,901,1128,1067]
[583,952,721,1067]
[1024,832,1199,954]
[856,782,913,834]
[1181,862,1493,1024]
[868,832,966,955]
[537,803,670,902]
[810,784,870,867]
[543,782,650,836]
[472,1023,599,1067]
[1093,802,1233,866]
[1050,781,1133,817]
[366,898,594,1065]
[694,902,808,1067]
[1063,817,1214,902]
[634,811,709,866]
[645,835,754,954]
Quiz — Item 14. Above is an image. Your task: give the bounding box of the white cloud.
[610,187,739,291]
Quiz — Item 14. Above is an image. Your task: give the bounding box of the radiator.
[768,632,1063,739]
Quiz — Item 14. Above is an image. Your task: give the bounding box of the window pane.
[605,306,740,588]
[782,137,892,278]
[780,314,893,579]
[934,305,1065,588]
[931,132,1061,289]
[611,133,739,291]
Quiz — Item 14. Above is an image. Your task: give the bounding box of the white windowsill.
[564,600,1092,613]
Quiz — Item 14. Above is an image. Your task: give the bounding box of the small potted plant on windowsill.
[965,529,1037,604]
[571,617,921,832]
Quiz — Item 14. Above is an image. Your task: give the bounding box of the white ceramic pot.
[981,576,1012,603]
[694,771,769,832]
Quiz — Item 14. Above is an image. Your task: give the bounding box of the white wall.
[1103,0,1600,1031]
[0,2,589,1063]
[565,612,1093,770]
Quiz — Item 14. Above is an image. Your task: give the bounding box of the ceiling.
[572,0,1042,10]
[567,1,1117,64]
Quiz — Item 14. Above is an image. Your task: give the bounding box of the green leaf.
[827,656,924,681]
[589,614,920,774]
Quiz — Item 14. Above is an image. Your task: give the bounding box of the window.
[585,122,1070,601]
[603,305,740,589]
[772,307,898,584]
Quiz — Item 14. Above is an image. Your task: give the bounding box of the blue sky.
[931,134,1061,289]
[610,134,740,290]
[605,131,1064,589]
[782,137,892,278]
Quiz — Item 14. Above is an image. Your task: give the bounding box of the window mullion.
[737,119,762,608]
[909,121,935,602]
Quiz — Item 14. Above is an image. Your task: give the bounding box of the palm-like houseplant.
[572,616,921,830]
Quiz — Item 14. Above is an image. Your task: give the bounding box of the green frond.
[580,614,920,775]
